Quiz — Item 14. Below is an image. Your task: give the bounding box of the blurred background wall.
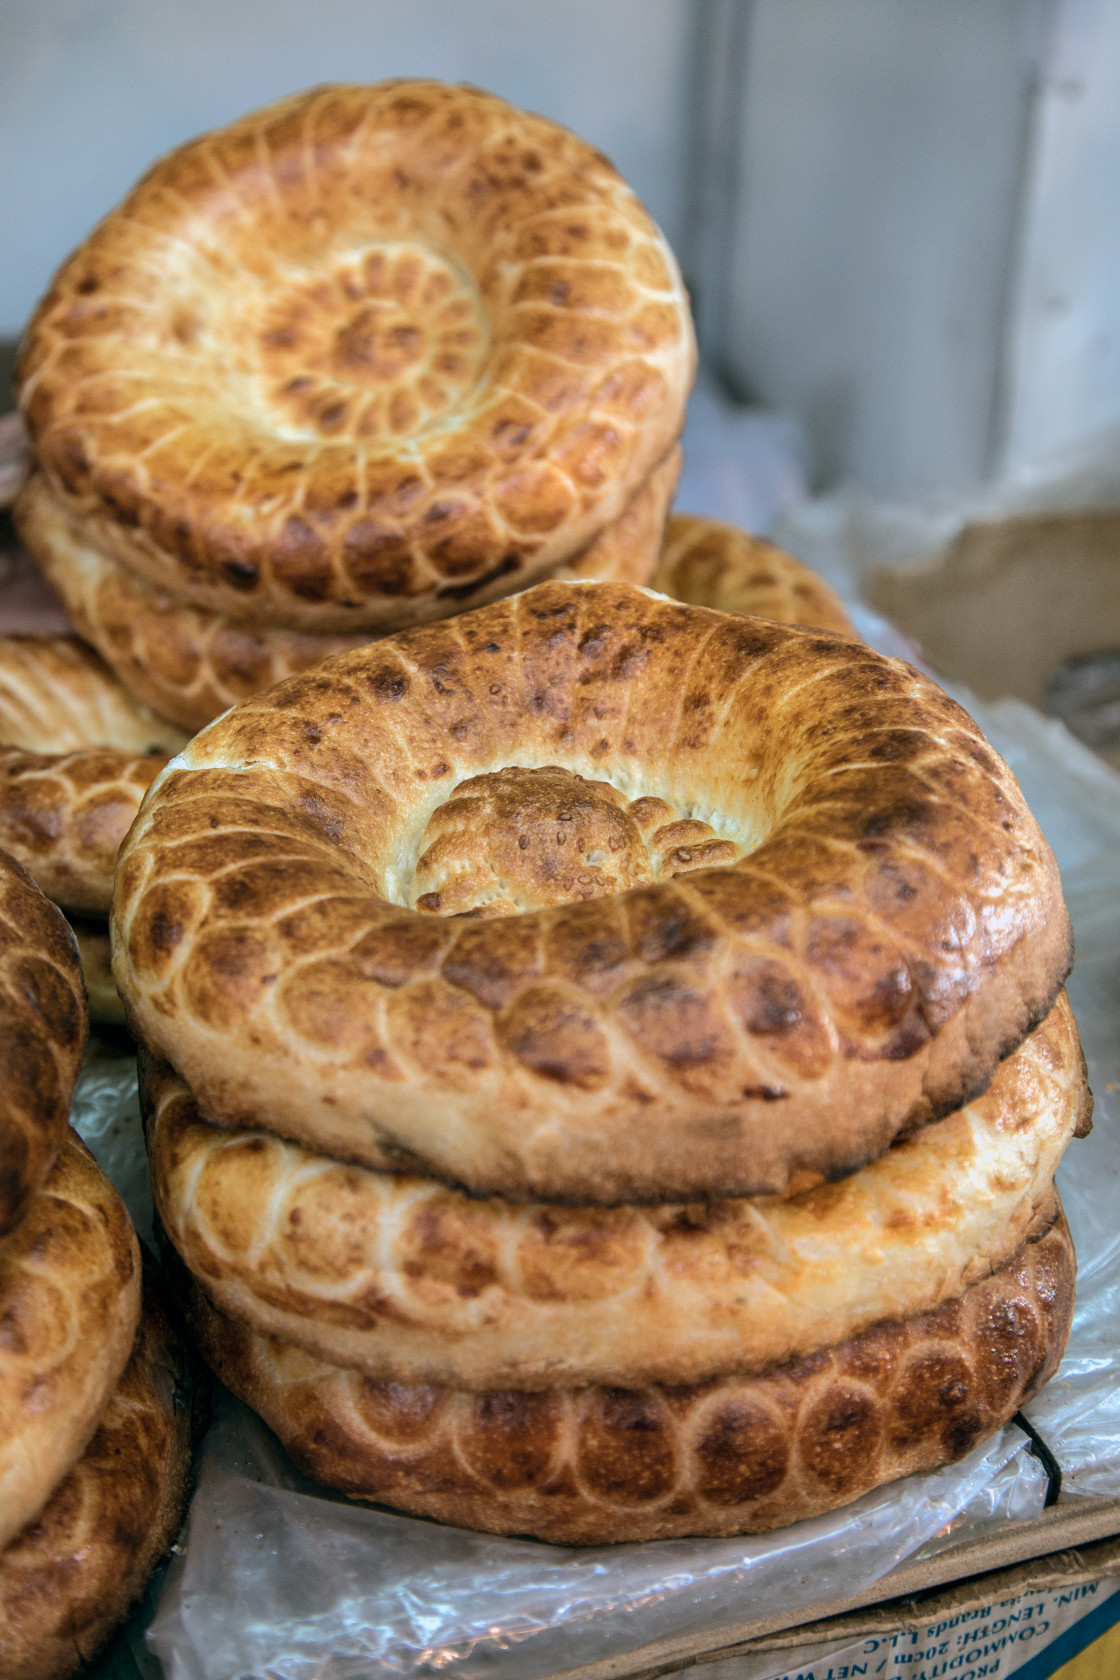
[3,0,1120,502]
[691,0,1120,498]
[693,0,1036,497]
[0,0,690,329]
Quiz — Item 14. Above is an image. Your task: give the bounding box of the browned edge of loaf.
[653,513,856,638]
[0,632,182,916]
[0,1267,194,1680]
[17,82,695,630]
[554,441,680,587]
[0,739,173,914]
[181,1201,1075,1545]
[138,993,1089,1392]
[15,441,678,734]
[0,848,87,1242]
[0,1130,141,1554]
[112,581,1073,1203]
[14,468,377,734]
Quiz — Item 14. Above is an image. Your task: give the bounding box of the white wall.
[1000,0,1120,476]
[716,0,1037,499]
[9,0,1120,501]
[0,0,689,336]
[701,0,1120,499]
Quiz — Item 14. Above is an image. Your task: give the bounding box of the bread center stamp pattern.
[410,765,740,916]
[17,82,694,628]
[253,245,489,442]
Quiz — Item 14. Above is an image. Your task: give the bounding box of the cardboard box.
[680,1530,1120,1680]
[536,1502,1120,1680]
[868,510,1120,709]
[868,511,1120,766]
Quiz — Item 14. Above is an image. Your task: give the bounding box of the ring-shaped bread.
[0,1130,140,1552]
[145,992,1088,1389]
[114,581,1072,1203]
[15,475,368,736]
[16,445,678,734]
[183,1203,1075,1544]
[0,1278,192,1680]
[18,82,694,631]
[652,513,855,636]
[0,850,87,1241]
[0,635,187,914]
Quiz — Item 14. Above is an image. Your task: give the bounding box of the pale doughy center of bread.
[120,231,493,458]
[245,243,489,444]
[409,765,742,916]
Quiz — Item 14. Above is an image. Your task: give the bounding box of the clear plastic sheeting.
[70,1055,153,1245]
[118,678,1120,1680]
[145,1410,1048,1680]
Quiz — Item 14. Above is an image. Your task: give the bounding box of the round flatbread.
[185,1203,1075,1544]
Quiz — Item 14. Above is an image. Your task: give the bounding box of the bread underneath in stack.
[143,992,1088,1392]
[0,1273,192,1680]
[180,1204,1074,1543]
[16,445,681,737]
[0,634,186,917]
[0,847,191,1676]
[121,581,1087,1543]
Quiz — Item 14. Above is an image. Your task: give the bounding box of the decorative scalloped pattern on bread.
[183,1203,1075,1544]
[0,850,87,1240]
[144,992,1088,1389]
[16,446,677,734]
[0,634,185,760]
[549,444,678,587]
[114,581,1071,1203]
[652,513,855,636]
[0,1130,140,1553]
[0,1277,192,1680]
[0,636,186,914]
[18,83,694,631]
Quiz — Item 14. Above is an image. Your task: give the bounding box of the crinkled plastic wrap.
[71,1056,153,1245]
[68,602,1120,1680]
[143,1411,1051,1680]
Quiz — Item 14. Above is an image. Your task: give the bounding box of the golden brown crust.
[114,580,1072,1203]
[144,994,1087,1389]
[185,1204,1075,1544]
[0,1131,141,1552]
[18,82,694,632]
[0,851,87,1241]
[67,919,125,1026]
[0,634,186,914]
[552,441,678,586]
[15,474,370,735]
[0,744,169,915]
[16,447,675,734]
[0,633,185,760]
[0,1280,192,1680]
[653,514,855,636]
